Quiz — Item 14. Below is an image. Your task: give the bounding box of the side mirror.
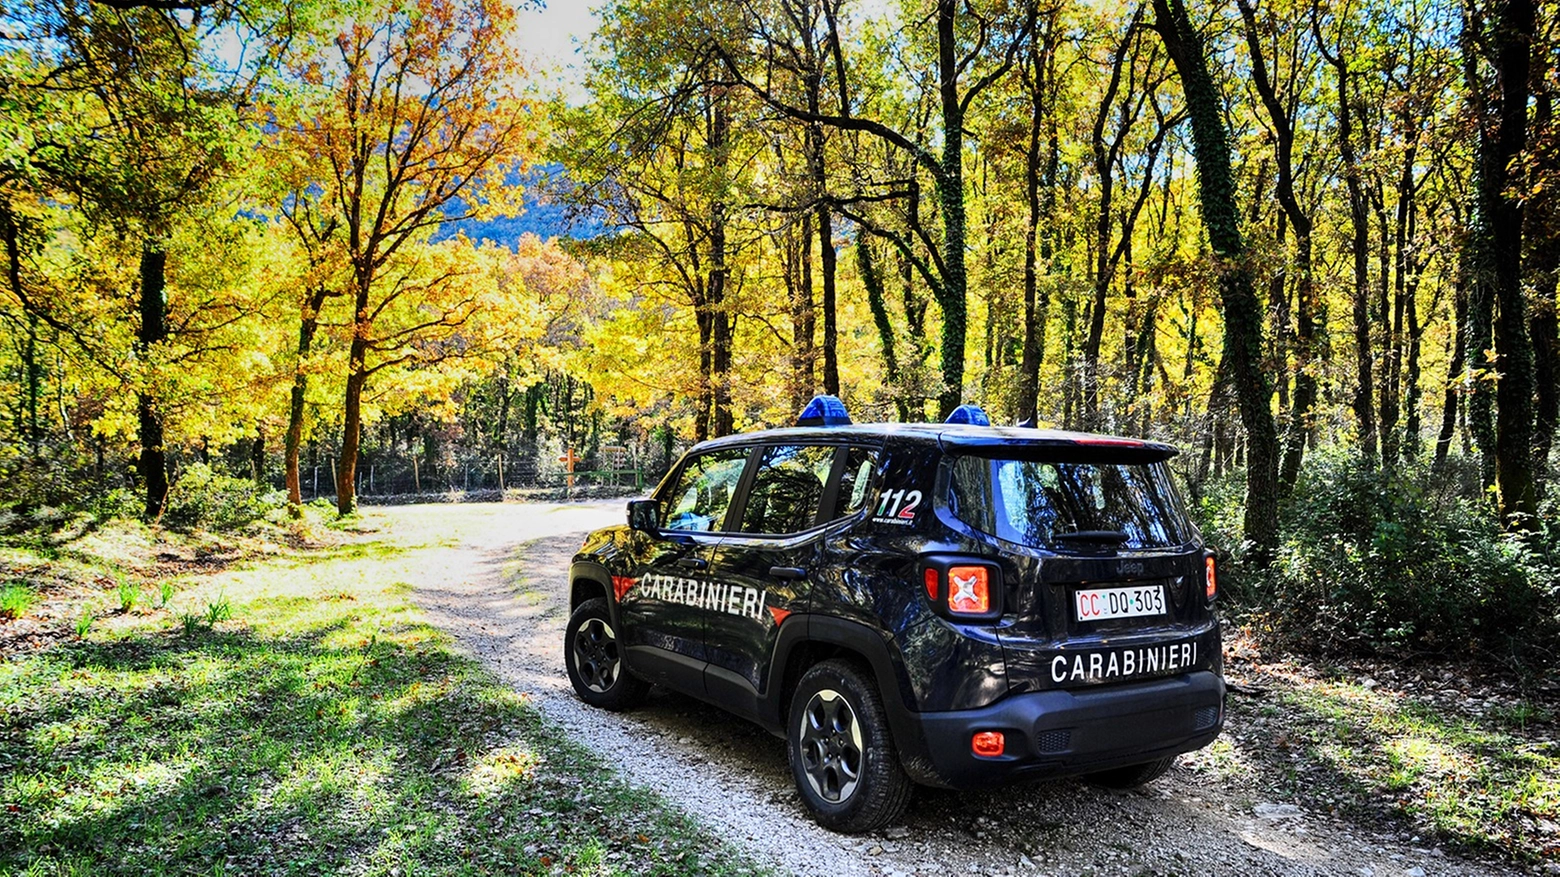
[627,499,660,534]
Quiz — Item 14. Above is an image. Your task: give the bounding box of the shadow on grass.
[0,619,764,877]
[1220,676,1557,866]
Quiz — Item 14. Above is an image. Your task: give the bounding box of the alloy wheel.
[798,688,863,803]
[572,617,620,693]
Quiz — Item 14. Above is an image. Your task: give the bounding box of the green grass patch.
[1244,678,1559,863]
[0,583,35,620]
[0,510,767,876]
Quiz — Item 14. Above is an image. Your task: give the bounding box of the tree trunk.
[138,244,170,520]
[933,0,970,417]
[1435,272,1470,469]
[818,204,840,395]
[859,238,906,420]
[1152,0,1279,563]
[336,328,368,515]
[1527,95,1560,490]
[708,95,734,437]
[786,219,817,409]
[1482,0,1538,523]
[1237,0,1315,491]
[284,288,329,507]
[1017,31,1047,425]
[1332,56,1378,465]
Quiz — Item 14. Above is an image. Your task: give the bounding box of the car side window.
[738,445,838,535]
[662,448,751,532]
[828,446,879,520]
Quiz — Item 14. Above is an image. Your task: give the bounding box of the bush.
[162,463,285,532]
[1195,452,1559,661]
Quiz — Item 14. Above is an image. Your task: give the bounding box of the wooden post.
[497,453,505,492]
[412,454,420,493]
[558,447,581,496]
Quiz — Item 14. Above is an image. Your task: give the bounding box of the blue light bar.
[797,394,852,427]
[945,404,991,426]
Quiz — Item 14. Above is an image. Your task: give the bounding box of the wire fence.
[296,450,649,501]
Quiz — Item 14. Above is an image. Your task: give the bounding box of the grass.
[0,508,767,877]
[1211,665,1560,865]
[0,583,35,620]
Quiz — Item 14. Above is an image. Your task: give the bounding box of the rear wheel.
[564,597,647,710]
[787,659,912,833]
[1085,756,1176,789]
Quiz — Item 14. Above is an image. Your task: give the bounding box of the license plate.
[1075,584,1165,621]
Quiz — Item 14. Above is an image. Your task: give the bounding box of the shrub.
[1195,452,1559,661]
[162,463,284,532]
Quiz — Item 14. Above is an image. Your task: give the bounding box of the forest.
[0,0,1556,661]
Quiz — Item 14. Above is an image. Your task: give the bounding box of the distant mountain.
[436,163,606,246]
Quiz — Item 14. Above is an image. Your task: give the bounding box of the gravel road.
[396,501,1517,877]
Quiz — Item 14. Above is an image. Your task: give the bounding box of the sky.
[514,1,601,98]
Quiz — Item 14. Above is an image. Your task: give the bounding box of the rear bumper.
[897,671,1225,788]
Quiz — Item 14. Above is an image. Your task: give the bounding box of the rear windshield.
[946,455,1191,549]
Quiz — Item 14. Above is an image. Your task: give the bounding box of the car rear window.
[946,455,1191,549]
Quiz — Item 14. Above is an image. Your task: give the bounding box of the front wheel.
[787,659,912,833]
[564,597,647,710]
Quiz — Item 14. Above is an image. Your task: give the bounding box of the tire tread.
[789,658,912,833]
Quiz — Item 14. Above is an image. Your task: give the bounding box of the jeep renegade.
[564,396,1225,832]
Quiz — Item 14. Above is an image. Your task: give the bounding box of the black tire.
[1085,755,1176,789]
[787,659,912,833]
[564,597,647,710]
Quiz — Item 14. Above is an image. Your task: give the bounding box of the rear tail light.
[1204,554,1218,601]
[920,559,1001,620]
[971,730,1005,757]
[946,566,990,614]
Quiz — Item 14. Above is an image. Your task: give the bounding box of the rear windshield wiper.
[1052,530,1130,545]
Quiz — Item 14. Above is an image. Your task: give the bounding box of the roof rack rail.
[797,394,852,427]
[945,404,991,426]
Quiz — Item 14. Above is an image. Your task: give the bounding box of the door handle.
[768,566,806,580]
[677,557,708,570]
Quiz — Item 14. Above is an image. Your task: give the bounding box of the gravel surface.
[397,501,1521,877]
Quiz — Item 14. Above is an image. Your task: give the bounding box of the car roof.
[691,422,1179,461]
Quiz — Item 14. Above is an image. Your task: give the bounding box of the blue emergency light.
[797,394,852,427]
[945,404,992,426]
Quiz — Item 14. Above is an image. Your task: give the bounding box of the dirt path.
[396,501,1515,877]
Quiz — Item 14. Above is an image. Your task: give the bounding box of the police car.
[564,397,1224,832]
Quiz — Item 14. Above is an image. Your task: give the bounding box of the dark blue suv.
[564,397,1224,832]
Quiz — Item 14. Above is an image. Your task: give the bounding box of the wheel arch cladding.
[570,561,611,611]
[771,615,928,767]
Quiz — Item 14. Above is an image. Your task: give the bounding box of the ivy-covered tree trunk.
[1484,0,1539,523]
[934,0,968,418]
[1152,0,1279,562]
[858,238,906,419]
[138,244,170,520]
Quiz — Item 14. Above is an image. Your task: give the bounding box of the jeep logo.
[1118,561,1146,576]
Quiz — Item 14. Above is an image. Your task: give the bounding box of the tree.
[282,0,535,514]
[1151,0,1280,561]
[721,0,1033,416]
[2,0,287,517]
[1237,0,1321,491]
